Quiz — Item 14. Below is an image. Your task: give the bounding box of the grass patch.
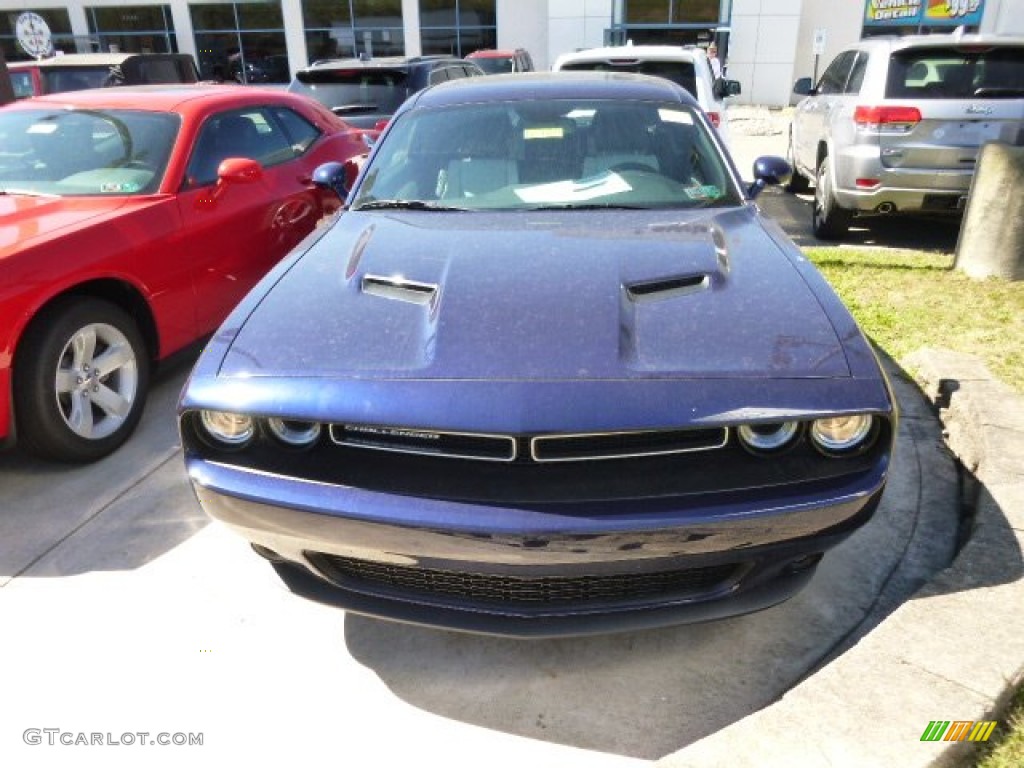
[805,245,1024,766]
[973,683,1024,767]
[805,247,1024,393]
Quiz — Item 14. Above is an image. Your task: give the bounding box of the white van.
[551,45,741,145]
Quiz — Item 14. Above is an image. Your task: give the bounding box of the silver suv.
[787,33,1024,239]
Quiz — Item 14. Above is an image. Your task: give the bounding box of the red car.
[0,85,372,462]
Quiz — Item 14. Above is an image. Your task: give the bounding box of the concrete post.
[954,142,1024,281]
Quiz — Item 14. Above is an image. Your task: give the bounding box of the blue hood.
[219,207,849,381]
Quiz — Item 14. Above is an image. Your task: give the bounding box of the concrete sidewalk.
[652,109,1024,768]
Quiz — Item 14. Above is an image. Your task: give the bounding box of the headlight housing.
[810,414,875,455]
[737,421,800,453]
[199,410,255,448]
[266,418,322,447]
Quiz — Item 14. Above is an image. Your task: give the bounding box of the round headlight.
[266,418,321,447]
[737,421,800,452]
[811,414,874,454]
[199,410,254,447]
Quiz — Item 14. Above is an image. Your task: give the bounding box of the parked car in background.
[551,45,741,143]
[0,85,374,462]
[179,72,895,637]
[465,48,534,74]
[6,53,200,100]
[287,55,485,128]
[787,32,1024,239]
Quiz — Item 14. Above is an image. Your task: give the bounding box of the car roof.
[466,49,525,58]
[408,71,699,110]
[555,45,708,65]
[304,55,461,71]
[3,83,301,112]
[6,53,165,69]
[850,32,1024,53]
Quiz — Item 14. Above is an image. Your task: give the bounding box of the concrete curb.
[657,349,1024,767]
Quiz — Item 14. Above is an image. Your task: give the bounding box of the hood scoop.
[361,274,439,306]
[625,274,710,303]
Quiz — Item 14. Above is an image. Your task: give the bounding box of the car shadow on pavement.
[0,359,207,583]
[339,354,1021,762]
[758,187,962,254]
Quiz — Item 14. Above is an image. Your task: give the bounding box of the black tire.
[812,156,852,240]
[784,133,810,194]
[14,298,150,463]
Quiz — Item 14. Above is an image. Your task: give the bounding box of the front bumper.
[186,454,887,636]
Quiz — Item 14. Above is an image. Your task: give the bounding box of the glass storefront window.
[353,0,402,27]
[672,0,721,24]
[626,0,670,24]
[301,0,351,28]
[191,3,288,83]
[303,0,405,61]
[419,0,495,57]
[237,1,283,30]
[86,6,176,54]
[625,1,723,24]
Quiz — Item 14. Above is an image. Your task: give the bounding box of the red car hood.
[0,194,136,256]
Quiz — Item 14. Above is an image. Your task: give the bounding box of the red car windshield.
[0,109,180,196]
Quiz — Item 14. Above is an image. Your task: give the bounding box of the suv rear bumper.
[833,150,973,215]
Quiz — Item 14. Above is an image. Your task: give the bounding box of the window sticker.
[514,173,631,204]
[683,183,720,200]
[100,182,142,193]
[658,109,694,125]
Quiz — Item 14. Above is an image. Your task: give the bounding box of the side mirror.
[747,155,792,198]
[217,157,262,184]
[713,78,742,100]
[792,77,813,96]
[313,161,350,201]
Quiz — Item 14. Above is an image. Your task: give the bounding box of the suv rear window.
[558,60,698,101]
[886,46,1024,99]
[294,68,411,117]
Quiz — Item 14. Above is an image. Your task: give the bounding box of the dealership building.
[3,0,1022,105]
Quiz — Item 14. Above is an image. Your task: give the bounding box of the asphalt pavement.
[0,107,1019,768]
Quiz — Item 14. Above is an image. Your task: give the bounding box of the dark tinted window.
[845,52,868,94]
[817,51,855,95]
[271,107,321,154]
[292,67,410,115]
[886,46,1024,99]
[559,60,697,101]
[186,109,294,187]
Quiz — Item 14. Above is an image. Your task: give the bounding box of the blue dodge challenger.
[179,72,896,636]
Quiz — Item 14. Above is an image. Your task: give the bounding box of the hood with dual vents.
[219,207,850,381]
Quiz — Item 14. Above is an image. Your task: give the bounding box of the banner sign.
[865,0,986,27]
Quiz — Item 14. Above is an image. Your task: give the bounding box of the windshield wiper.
[331,103,379,115]
[0,187,55,197]
[354,199,467,212]
[526,203,647,210]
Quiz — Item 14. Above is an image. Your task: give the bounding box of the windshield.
[472,57,514,74]
[354,98,739,211]
[0,109,180,196]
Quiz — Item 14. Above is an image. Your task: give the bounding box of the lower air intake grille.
[309,554,740,606]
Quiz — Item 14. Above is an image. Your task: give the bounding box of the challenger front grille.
[531,428,728,462]
[309,553,741,606]
[328,424,727,463]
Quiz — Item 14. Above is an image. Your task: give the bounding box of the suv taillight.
[854,106,922,128]
[707,111,721,128]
